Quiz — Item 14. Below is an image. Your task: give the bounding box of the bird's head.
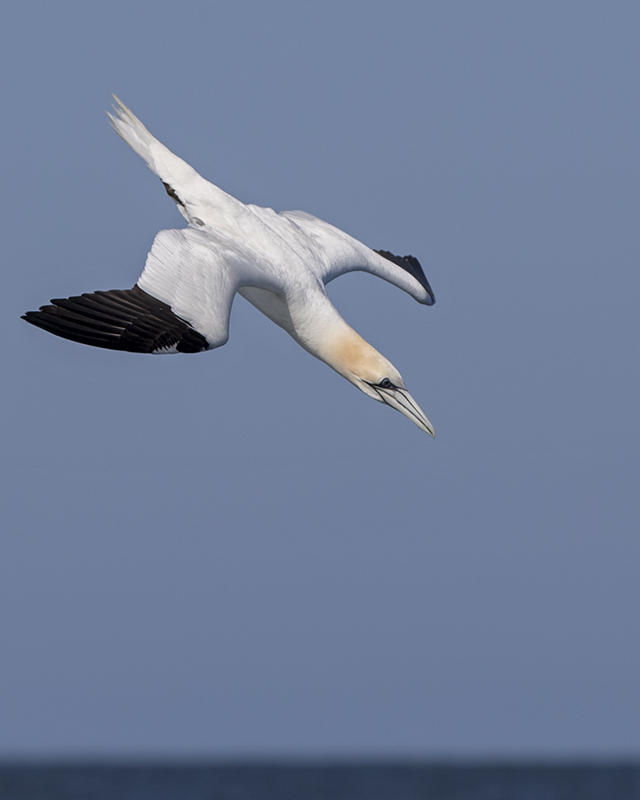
[325,326,435,437]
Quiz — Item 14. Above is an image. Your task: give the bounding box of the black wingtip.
[374,249,435,305]
[22,310,44,324]
[22,286,210,354]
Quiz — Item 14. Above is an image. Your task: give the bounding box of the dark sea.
[0,762,639,800]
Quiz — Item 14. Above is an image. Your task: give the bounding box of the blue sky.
[1,0,639,756]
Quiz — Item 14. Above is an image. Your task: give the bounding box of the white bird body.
[23,98,436,436]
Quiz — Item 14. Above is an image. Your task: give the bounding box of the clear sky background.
[1,0,638,758]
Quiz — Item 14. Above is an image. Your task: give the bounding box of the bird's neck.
[289,295,385,381]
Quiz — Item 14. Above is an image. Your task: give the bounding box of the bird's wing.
[281,210,435,306]
[22,227,279,354]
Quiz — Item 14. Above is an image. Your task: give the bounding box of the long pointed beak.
[379,387,435,437]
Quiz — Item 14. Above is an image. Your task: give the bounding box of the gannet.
[22,97,436,436]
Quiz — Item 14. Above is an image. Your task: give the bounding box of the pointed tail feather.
[106,95,242,222]
[106,95,202,192]
[107,95,158,170]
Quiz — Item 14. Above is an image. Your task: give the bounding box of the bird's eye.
[378,378,395,389]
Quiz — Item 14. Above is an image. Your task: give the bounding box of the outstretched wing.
[22,285,209,353]
[22,227,279,354]
[280,210,435,306]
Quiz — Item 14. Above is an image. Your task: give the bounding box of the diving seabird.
[22,97,437,436]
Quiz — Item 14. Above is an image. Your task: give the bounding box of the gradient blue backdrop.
[1,0,638,757]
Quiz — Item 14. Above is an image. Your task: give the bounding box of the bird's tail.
[106,95,242,222]
[107,95,160,170]
[107,95,204,197]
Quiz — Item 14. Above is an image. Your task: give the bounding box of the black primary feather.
[22,285,209,354]
[374,249,435,305]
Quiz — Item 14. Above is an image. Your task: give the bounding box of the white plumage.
[23,97,436,436]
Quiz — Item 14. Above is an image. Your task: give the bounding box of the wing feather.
[280,211,435,305]
[22,285,209,353]
[23,227,282,354]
